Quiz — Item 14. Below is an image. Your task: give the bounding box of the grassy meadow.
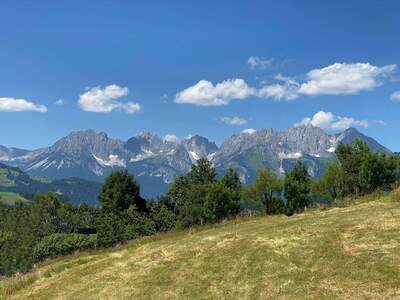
[1,190,400,299]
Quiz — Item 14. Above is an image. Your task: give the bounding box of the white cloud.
[0,97,47,112]
[220,116,248,126]
[298,63,396,95]
[260,63,397,101]
[163,134,179,143]
[242,128,256,135]
[390,91,400,101]
[55,99,64,106]
[247,56,273,70]
[175,79,255,106]
[295,110,385,130]
[78,84,141,114]
[175,63,396,106]
[258,74,300,101]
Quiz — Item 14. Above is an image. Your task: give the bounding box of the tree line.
[1,139,399,276]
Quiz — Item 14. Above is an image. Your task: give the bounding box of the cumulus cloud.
[78,84,141,114]
[0,97,47,112]
[242,128,256,135]
[175,79,255,106]
[163,134,179,143]
[247,56,273,70]
[258,74,300,101]
[220,116,248,126]
[298,63,396,95]
[295,110,384,130]
[261,63,397,101]
[175,63,396,105]
[390,91,400,101]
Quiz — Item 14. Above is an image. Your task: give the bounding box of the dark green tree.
[311,161,346,203]
[148,197,177,232]
[203,181,241,222]
[168,162,242,228]
[336,140,396,196]
[336,139,371,195]
[188,158,216,184]
[242,168,283,214]
[284,162,311,216]
[221,168,241,190]
[99,170,146,214]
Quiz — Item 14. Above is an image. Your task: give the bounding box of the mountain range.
[0,126,390,201]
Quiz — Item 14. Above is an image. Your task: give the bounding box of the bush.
[96,212,125,247]
[148,200,177,232]
[33,233,97,261]
[123,206,157,239]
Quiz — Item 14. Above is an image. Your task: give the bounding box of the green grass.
[1,190,400,299]
[0,192,29,206]
[0,169,15,187]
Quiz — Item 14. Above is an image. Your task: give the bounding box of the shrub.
[148,200,177,232]
[123,206,156,238]
[33,233,97,261]
[95,212,125,247]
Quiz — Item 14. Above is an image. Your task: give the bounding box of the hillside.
[0,192,29,206]
[0,163,101,206]
[2,191,400,299]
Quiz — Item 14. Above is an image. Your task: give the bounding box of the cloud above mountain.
[0,97,47,112]
[163,134,179,142]
[257,74,300,100]
[78,85,141,114]
[175,63,397,105]
[220,116,248,126]
[295,110,385,130]
[242,128,256,135]
[262,63,397,101]
[175,79,255,106]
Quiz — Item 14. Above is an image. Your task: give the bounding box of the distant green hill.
[2,191,399,299]
[0,163,101,206]
[0,192,29,206]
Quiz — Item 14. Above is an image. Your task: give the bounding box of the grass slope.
[0,192,29,206]
[2,191,400,299]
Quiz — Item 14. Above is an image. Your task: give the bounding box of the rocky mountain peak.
[183,135,218,157]
[0,126,391,197]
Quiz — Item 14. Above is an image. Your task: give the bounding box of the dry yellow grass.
[1,191,400,299]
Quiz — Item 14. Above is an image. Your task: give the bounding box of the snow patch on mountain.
[130,150,156,162]
[326,147,336,153]
[278,152,303,159]
[188,151,200,162]
[93,154,126,167]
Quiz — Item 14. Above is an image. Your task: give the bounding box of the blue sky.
[1,1,400,150]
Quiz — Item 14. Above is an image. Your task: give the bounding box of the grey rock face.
[0,126,391,197]
[213,126,391,183]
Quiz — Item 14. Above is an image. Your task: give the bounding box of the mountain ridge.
[0,126,391,197]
